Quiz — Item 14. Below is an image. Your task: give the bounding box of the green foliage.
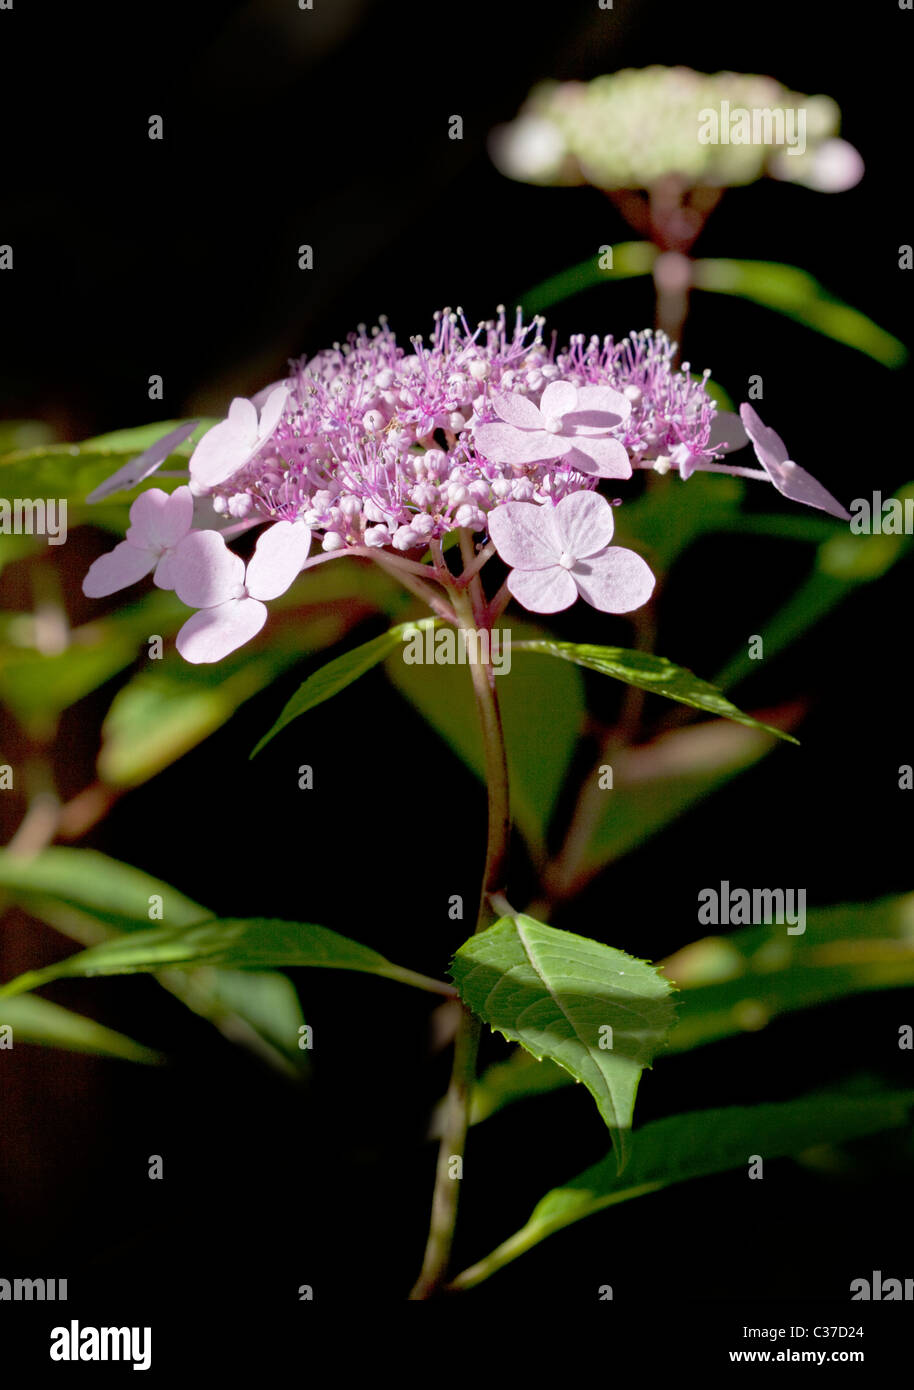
[714,483,914,690]
[450,1089,913,1289]
[581,719,780,871]
[0,590,188,728]
[518,242,658,315]
[0,848,308,1073]
[692,258,907,367]
[0,914,454,1001]
[100,613,344,787]
[452,913,676,1168]
[512,639,799,742]
[613,471,745,569]
[0,420,213,535]
[0,993,162,1064]
[468,892,914,1125]
[251,617,440,757]
[386,630,586,852]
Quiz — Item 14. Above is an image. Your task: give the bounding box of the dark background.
[1,0,912,1350]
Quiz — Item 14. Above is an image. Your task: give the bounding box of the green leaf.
[468,891,914,1125]
[0,917,454,1000]
[194,968,308,1068]
[518,242,658,315]
[665,891,914,1052]
[582,719,781,872]
[451,913,676,1168]
[0,848,314,1072]
[0,846,207,930]
[512,640,799,743]
[691,258,907,368]
[99,614,344,787]
[386,626,586,853]
[0,993,162,1063]
[0,420,59,453]
[251,617,441,757]
[449,1089,914,1289]
[0,590,189,727]
[0,420,214,534]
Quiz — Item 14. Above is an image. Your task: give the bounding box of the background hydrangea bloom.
[489,68,863,193]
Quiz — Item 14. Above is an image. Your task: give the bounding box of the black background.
[0,0,912,1356]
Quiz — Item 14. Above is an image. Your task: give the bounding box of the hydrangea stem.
[409,581,510,1299]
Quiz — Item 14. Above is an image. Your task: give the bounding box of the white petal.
[176,598,268,663]
[256,385,290,444]
[506,564,578,613]
[245,520,312,601]
[551,491,615,556]
[170,530,245,608]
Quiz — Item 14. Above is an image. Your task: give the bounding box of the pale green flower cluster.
[490,66,860,192]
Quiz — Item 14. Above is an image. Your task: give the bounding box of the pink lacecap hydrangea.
[82,307,849,661]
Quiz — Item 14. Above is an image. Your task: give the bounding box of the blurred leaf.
[100,612,345,787]
[194,968,307,1067]
[385,630,586,852]
[0,420,215,545]
[2,544,402,736]
[0,846,207,930]
[513,640,799,742]
[0,916,454,1000]
[664,891,914,1050]
[518,242,658,315]
[692,258,907,367]
[0,533,41,573]
[0,420,60,452]
[714,483,914,690]
[0,993,162,1063]
[0,848,312,1071]
[0,590,188,726]
[251,617,440,758]
[582,718,782,871]
[81,421,215,455]
[452,913,676,1169]
[468,891,914,1125]
[449,1090,913,1290]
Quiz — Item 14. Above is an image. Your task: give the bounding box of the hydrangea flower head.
[82,308,850,662]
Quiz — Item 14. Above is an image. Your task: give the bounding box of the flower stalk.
[409,575,510,1299]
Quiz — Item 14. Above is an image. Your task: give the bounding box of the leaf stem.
[409,581,511,1299]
